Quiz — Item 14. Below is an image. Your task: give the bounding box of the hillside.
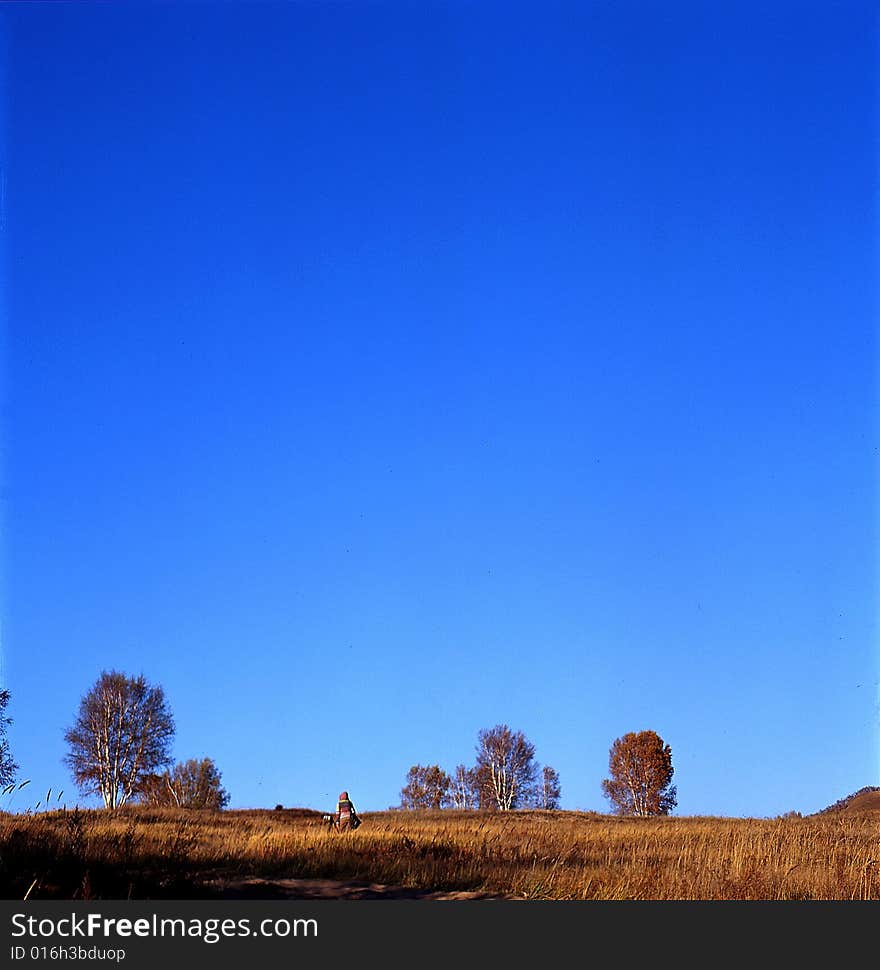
[815,786,880,815]
[3,805,880,900]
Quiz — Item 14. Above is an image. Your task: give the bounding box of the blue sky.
[1,1,876,818]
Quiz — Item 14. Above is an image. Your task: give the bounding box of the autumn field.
[1,800,878,901]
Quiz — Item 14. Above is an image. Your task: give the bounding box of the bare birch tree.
[474,724,538,811]
[64,670,175,809]
[447,764,479,810]
[537,765,561,809]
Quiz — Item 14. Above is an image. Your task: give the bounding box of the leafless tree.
[64,670,175,809]
[447,764,479,810]
[536,765,561,809]
[475,724,538,811]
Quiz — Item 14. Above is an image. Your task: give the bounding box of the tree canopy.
[64,670,175,809]
[538,765,562,810]
[399,764,451,809]
[601,730,677,817]
[475,724,539,811]
[137,757,229,810]
[0,689,18,789]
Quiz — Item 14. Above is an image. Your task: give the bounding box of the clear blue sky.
[1,1,876,818]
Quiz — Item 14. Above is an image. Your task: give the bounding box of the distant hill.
[815,786,880,815]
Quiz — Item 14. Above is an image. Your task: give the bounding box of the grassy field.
[2,803,878,900]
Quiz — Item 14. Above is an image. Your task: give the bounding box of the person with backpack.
[336,791,360,832]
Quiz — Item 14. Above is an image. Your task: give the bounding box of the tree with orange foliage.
[601,730,677,816]
[399,764,451,809]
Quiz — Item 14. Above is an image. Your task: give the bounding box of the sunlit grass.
[1,805,877,900]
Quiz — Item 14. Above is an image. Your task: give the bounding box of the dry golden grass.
[2,805,878,900]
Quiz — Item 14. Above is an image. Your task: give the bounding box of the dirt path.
[200,875,519,900]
